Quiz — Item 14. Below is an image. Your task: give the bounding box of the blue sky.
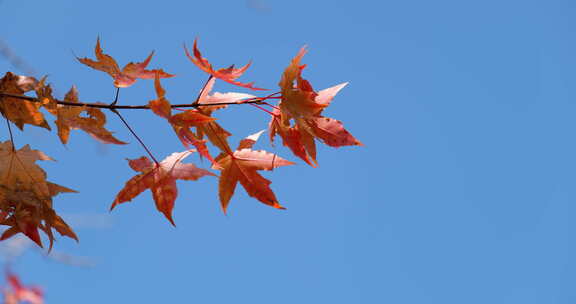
[1,0,576,303]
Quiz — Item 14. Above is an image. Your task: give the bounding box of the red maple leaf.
[111,150,215,225]
[148,73,217,163]
[270,48,362,166]
[184,39,266,91]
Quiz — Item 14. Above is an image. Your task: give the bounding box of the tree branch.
[0,92,278,110]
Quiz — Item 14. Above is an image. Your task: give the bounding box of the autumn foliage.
[0,38,362,250]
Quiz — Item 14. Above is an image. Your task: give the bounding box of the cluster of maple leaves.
[0,38,361,248]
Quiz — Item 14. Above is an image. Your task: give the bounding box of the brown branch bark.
[0,92,276,110]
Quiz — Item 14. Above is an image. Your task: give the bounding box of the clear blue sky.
[1,0,575,303]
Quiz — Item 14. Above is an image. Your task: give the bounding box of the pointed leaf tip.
[185,39,266,90]
[79,37,172,88]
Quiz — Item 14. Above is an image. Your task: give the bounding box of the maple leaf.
[149,75,255,161]
[184,39,266,91]
[213,131,294,213]
[2,273,43,304]
[77,37,174,88]
[52,86,127,145]
[111,150,215,225]
[278,47,325,122]
[192,77,257,154]
[269,113,315,166]
[148,74,217,162]
[0,141,77,249]
[270,48,362,166]
[196,120,233,156]
[308,116,362,147]
[171,112,218,163]
[0,72,50,130]
[190,77,255,155]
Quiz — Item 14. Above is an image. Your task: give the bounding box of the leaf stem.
[110,108,159,164]
[192,76,214,106]
[110,87,120,106]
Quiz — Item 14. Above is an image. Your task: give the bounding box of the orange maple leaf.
[148,74,217,163]
[3,273,43,304]
[270,48,362,166]
[111,150,215,225]
[0,141,77,249]
[0,72,50,130]
[184,39,266,91]
[213,131,294,213]
[77,37,174,88]
[52,86,126,145]
[269,113,315,166]
[149,75,255,160]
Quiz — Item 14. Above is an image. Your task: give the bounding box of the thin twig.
[110,108,159,164]
[249,103,275,116]
[243,91,281,102]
